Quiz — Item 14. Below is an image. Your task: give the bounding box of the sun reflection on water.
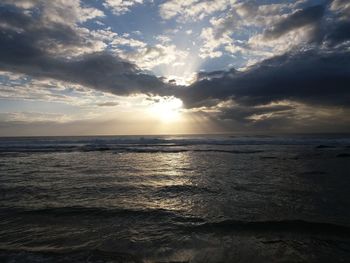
[141,151,196,211]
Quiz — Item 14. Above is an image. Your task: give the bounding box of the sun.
[149,97,183,122]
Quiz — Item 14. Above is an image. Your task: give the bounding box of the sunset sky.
[0,0,349,136]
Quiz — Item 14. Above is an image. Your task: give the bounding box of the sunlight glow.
[159,53,200,86]
[149,97,183,122]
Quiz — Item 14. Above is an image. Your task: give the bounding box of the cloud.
[195,1,304,60]
[330,0,350,20]
[0,111,71,123]
[324,20,350,47]
[177,49,350,109]
[199,27,228,58]
[207,1,297,40]
[114,43,190,71]
[103,0,145,15]
[159,0,235,21]
[218,103,295,122]
[2,0,104,25]
[0,3,168,97]
[216,100,350,132]
[263,5,325,40]
[0,2,106,57]
[0,72,125,108]
[97,101,119,107]
[209,1,350,73]
[196,2,329,65]
[163,1,350,131]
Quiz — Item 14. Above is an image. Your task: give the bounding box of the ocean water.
[0,134,350,262]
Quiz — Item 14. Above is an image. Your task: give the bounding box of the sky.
[0,0,349,136]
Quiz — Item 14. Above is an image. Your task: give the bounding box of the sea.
[0,134,350,262]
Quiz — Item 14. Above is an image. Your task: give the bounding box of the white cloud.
[1,0,105,26]
[93,29,190,71]
[115,43,189,69]
[159,0,236,21]
[155,35,172,44]
[36,0,105,26]
[199,26,244,59]
[103,0,145,15]
[90,28,147,50]
[196,1,320,65]
[111,35,147,48]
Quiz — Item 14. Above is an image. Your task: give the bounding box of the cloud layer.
[179,49,350,108]
[0,2,169,97]
[0,0,349,133]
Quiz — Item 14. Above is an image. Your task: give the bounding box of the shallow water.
[0,134,350,262]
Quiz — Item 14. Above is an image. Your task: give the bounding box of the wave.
[1,135,349,154]
[2,207,349,236]
[187,219,350,236]
[156,185,218,195]
[116,149,264,154]
[0,145,265,154]
[116,148,189,153]
[0,207,203,224]
[192,149,263,154]
[0,248,145,263]
[0,206,176,218]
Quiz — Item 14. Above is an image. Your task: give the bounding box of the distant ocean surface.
[1,134,350,262]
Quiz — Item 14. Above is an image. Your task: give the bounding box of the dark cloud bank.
[0,5,165,95]
[0,1,349,131]
[181,49,350,108]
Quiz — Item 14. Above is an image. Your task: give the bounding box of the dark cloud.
[219,104,294,122]
[178,49,350,108]
[196,69,237,81]
[0,4,167,97]
[264,5,325,40]
[0,7,82,51]
[324,21,350,46]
